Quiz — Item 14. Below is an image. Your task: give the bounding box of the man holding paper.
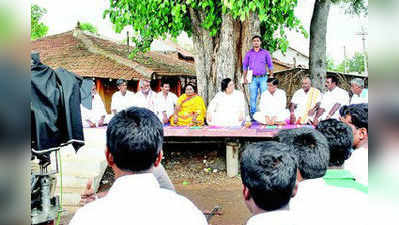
[242,35,274,119]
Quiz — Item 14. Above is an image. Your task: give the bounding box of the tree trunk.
[189,9,260,110]
[309,0,331,91]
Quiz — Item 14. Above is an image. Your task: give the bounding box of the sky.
[32,0,368,63]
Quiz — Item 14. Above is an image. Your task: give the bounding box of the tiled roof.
[84,34,195,77]
[31,30,196,80]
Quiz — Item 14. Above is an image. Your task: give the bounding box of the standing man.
[110,79,136,114]
[135,79,157,113]
[242,35,274,119]
[155,79,178,124]
[312,75,349,125]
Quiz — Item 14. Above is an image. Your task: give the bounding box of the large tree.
[31,4,49,40]
[103,0,306,104]
[309,0,367,89]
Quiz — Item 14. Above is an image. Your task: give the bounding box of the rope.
[55,151,63,225]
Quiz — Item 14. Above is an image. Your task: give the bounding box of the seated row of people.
[74,106,368,225]
[82,75,367,127]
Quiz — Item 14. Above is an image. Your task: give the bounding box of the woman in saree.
[170,83,206,126]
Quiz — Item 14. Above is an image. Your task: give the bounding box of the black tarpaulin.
[31,53,85,161]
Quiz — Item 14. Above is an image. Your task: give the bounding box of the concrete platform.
[51,128,107,207]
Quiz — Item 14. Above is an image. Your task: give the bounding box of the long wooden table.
[164,123,314,177]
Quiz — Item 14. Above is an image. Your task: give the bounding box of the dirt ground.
[61,143,251,225]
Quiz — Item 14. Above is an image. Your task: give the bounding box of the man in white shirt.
[155,79,178,124]
[70,107,207,225]
[253,78,288,125]
[340,103,368,186]
[289,77,322,124]
[240,141,298,225]
[81,84,106,127]
[207,78,246,126]
[277,127,367,225]
[350,78,368,104]
[110,79,136,114]
[135,79,157,112]
[313,75,349,125]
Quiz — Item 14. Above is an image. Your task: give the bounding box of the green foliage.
[103,0,306,55]
[31,4,48,40]
[333,52,367,74]
[326,56,336,71]
[80,22,98,34]
[336,0,368,16]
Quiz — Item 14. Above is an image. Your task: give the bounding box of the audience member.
[340,103,368,185]
[240,141,298,225]
[277,127,367,225]
[71,107,206,225]
[317,119,367,193]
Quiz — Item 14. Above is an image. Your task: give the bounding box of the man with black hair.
[240,141,298,225]
[340,103,368,186]
[312,75,349,125]
[242,35,274,119]
[155,79,178,124]
[277,127,367,225]
[110,79,136,114]
[253,78,288,125]
[207,78,246,126]
[316,119,367,193]
[71,107,207,225]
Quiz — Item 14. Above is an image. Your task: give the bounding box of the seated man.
[110,79,136,114]
[317,119,367,193]
[207,78,246,126]
[312,75,349,125]
[240,141,298,225]
[349,78,368,104]
[253,78,288,125]
[277,127,367,225]
[71,107,207,225]
[340,103,368,186]
[289,76,322,124]
[135,79,157,113]
[81,84,106,128]
[155,79,178,124]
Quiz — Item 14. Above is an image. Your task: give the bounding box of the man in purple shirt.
[242,35,274,118]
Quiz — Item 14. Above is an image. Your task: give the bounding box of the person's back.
[69,107,207,225]
[71,174,206,224]
[316,119,367,193]
[277,127,367,225]
[240,142,298,225]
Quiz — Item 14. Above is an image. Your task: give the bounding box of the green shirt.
[323,169,368,194]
